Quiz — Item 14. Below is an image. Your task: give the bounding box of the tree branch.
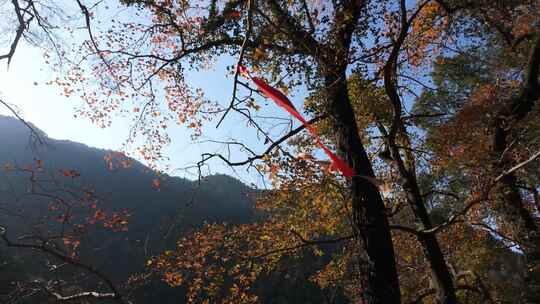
[0,97,44,145]
[198,116,324,168]
[0,226,128,304]
[495,149,540,183]
[216,0,254,128]
[0,0,33,65]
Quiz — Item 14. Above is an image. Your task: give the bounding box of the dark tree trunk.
[494,122,540,304]
[383,33,457,301]
[401,171,457,304]
[491,35,540,303]
[325,72,401,304]
[391,129,457,304]
[500,175,540,304]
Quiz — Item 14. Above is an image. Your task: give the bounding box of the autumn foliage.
[1,0,540,303]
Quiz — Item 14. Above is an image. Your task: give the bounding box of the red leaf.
[152,178,161,189]
[225,10,241,19]
[61,169,81,178]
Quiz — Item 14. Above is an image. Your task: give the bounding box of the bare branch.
[422,194,487,235]
[199,116,324,168]
[0,0,33,65]
[495,150,540,183]
[0,97,44,144]
[216,0,254,128]
[0,226,128,304]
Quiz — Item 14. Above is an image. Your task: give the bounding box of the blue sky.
[0,43,130,151]
[0,38,308,187]
[0,0,416,187]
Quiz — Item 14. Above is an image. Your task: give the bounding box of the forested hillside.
[0,115,257,302]
[0,115,342,303]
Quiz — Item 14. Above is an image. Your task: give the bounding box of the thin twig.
[216,0,254,128]
[495,150,540,182]
[0,98,43,144]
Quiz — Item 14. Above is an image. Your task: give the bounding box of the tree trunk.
[325,72,401,304]
[494,122,540,304]
[382,36,457,300]
[499,174,540,303]
[491,35,540,303]
[401,172,457,304]
[394,128,457,304]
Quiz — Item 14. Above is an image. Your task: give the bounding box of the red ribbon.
[238,65,355,178]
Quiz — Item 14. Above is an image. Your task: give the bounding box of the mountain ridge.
[0,114,256,300]
[0,114,335,304]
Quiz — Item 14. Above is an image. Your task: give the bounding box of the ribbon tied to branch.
[238,65,356,179]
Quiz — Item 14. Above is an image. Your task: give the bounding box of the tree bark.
[382,16,457,298]
[493,123,540,303]
[400,170,457,304]
[493,142,540,303]
[266,1,402,302]
[392,127,457,304]
[491,34,540,304]
[325,71,401,304]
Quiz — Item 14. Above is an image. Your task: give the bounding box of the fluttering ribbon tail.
[238,65,355,178]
